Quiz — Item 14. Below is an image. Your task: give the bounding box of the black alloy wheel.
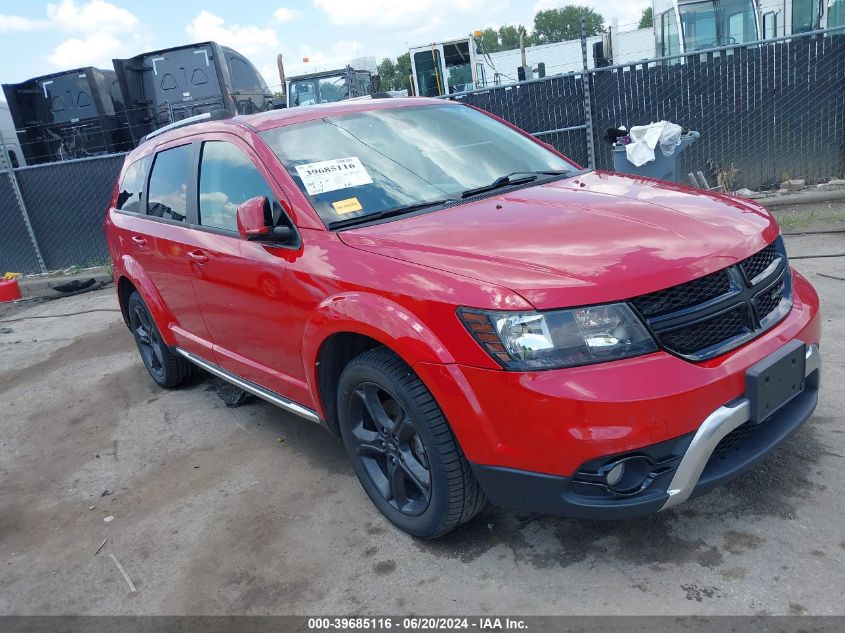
[130,300,166,381]
[347,381,432,516]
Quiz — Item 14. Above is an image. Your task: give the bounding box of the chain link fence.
[2,26,844,275]
[451,25,845,191]
[452,73,592,168]
[1,153,124,274]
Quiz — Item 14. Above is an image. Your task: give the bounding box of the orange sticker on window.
[332,197,363,214]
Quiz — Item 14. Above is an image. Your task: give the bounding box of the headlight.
[459,303,657,370]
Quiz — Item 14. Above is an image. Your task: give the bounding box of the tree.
[639,6,653,29]
[394,53,412,91]
[376,53,412,91]
[532,5,605,44]
[377,57,397,90]
[498,24,532,50]
[479,27,502,52]
[475,25,534,54]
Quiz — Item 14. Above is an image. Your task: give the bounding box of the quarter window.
[116,155,151,212]
[147,145,191,222]
[198,141,273,232]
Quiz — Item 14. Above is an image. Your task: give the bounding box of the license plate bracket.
[746,340,806,424]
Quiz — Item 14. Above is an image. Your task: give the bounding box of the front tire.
[337,347,485,538]
[127,291,193,388]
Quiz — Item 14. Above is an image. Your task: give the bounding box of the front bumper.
[471,344,820,519]
[414,271,820,477]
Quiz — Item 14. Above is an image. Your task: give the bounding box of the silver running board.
[175,348,321,424]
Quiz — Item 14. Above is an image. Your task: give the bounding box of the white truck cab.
[653,0,843,57]
[409,38,486,97]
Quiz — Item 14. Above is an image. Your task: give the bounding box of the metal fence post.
[579,17,596,170]
[0,135,48,273]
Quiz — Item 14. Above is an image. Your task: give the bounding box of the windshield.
[679,2,718,51]
[316,75,347,102]
[289,75,348,107]
[259,104,575,227]
[793,0,822,33]
[289,79,317,106]
[678,0,758,51]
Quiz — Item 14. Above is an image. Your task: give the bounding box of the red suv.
[106,98,821,538]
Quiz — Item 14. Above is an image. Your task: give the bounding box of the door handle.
[131,236,147,247]
[187,250,209,264]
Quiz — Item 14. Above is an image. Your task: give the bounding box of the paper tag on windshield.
[295,157,373,196]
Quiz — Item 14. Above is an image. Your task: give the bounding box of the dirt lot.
[0,232,843,616]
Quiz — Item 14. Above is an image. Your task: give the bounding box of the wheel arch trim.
[302,292,455,421]
[115,255,178,346]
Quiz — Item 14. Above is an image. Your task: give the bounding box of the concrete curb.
[16,267,111,300]
[752,189,845,208]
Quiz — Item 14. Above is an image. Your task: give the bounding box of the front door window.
[198,141,276,232]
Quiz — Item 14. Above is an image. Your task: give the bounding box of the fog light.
[605,462,625,486]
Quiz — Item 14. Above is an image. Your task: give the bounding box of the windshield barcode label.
[295,157,373,196]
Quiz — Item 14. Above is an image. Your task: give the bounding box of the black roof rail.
[140,108,233,143]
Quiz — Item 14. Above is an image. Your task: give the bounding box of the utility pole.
[519,26,527,69]
[277,54,286,101]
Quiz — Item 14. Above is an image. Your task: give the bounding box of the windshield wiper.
[328,200,452,230]
[460,170,571,199]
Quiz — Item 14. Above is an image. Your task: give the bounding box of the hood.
[339,171,779,309]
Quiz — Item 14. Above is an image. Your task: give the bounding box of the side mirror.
[236,196,293,243]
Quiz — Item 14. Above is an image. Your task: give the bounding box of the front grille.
[660,306,750,356]
[754,273,786,321]
[631,269,731,318]
[741,243,777,281]
[630,238,792,361]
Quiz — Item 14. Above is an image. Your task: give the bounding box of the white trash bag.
[625,121,684,167]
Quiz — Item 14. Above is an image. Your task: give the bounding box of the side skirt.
[175,348,321,424]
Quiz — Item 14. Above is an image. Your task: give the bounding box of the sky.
[0,0,650,94]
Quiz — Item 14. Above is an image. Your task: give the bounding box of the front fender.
[117,254,178,347]
[302,292,455,415]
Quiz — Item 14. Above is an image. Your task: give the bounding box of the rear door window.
[198,141,273,232]
[147,145,192,222]
[116,155,151,212]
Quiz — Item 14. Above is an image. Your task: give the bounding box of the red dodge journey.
[106,98,821,538]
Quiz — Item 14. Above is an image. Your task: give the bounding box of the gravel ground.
[0,232,843,616]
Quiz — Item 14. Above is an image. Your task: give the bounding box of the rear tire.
[337,347,485,538]
[127,291,193,388]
